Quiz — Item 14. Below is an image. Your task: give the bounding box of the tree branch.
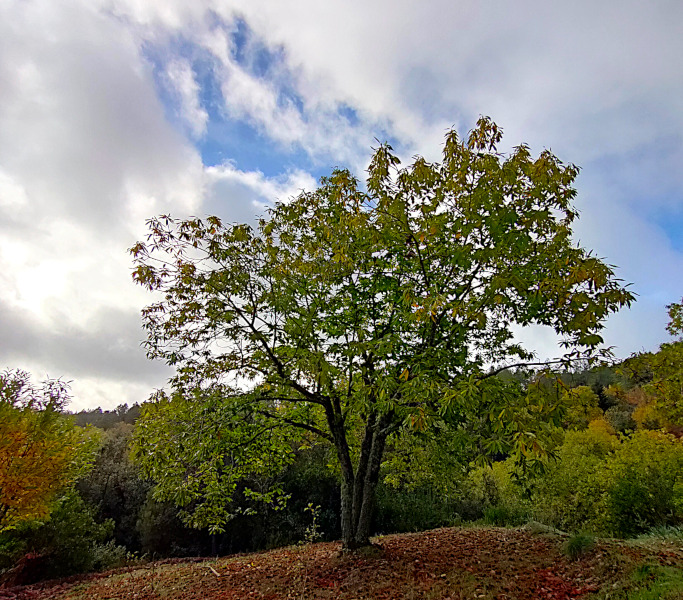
[479,358,579,381]
[229,301,329,407]
[256,410,332,442]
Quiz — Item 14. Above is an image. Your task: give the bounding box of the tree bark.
[332,411,390,550]
[353,419,388,547]
[324,400,356,549]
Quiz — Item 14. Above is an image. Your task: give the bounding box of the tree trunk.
[333,412,390,550]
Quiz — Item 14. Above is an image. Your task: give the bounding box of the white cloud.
[204,163,317,223]
[68,377,162,412]
[163,58,209,138]
[198,23,377,168]
[0,169,28,208]
[0,0,206,408]
[1,0,681,408]
[100,0,683,162]
[221,60,303,144]
[0,1,204,232]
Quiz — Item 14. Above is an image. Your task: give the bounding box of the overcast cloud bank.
[0,0,681,409]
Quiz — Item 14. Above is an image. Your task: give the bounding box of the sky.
[0,0,681,411]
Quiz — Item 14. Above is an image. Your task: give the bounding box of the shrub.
[482,505,527,527]
[636,525,683,543]
[136,492,209,557]
[27,492,116,579]
[607,431,683,537]
[532,426,683,537]
[91,540,138,570]
[0,370,100,530]
[562,386,603,430]
[373,484,460,533]
[0,491,120,583]
[77,423,150,551]
[464,461,530,524]
[605,404,636,433]
[531,424,618,533]
[563,533,595,560]
[0,521,35,573]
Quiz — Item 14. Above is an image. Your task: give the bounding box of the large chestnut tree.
[131,118,633,548]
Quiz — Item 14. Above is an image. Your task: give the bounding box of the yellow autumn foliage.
[0,370,99,530]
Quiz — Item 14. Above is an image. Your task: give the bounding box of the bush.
[607,431,683,537]
[77,423,150,551]
[0,521,35,573]
[437,461,531,527]
[605,405,636,433]
[0,491,122,584]
[270,446,340,544]
[91,540,138,570]
[464,461,529,521]
[636,525,683,543]
[26,492,117,579]
[563,533,595,560]
[531,426,683,537]
[0,370,100,530]
[531,423,618,533]
[562,386,603,430]
[482,505,528,527]
[373,484,460,534]
[136,492,210,557]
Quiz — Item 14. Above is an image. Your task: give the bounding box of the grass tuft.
[625,563,683,600]
[563,533,595,560]
[635,525,683,543]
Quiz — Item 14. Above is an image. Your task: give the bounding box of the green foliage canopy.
[131,117,633,547]
[621,299,683,428]
[133,387,294,532]
[532,426,683,535]
[561,385,603,430]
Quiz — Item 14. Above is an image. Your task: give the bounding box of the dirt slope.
[2,526,681,600]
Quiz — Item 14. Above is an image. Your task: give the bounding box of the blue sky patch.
[141,16,419,188]
[655,209,683,252]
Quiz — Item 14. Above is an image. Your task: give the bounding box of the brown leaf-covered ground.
[2,527,681,600]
